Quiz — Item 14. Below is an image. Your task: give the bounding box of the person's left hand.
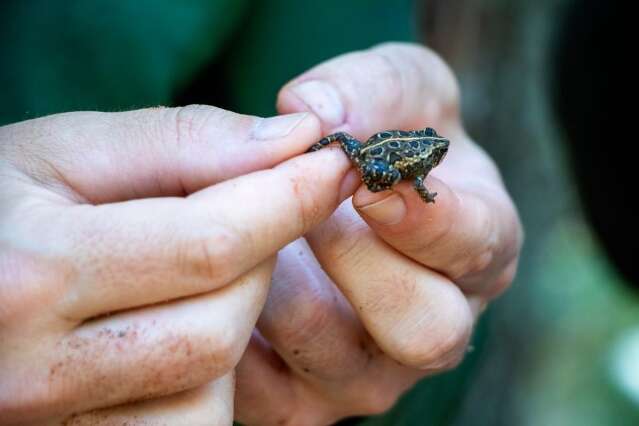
[234,42,523,425]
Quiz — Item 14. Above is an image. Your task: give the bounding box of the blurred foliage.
[520,221,639,426]
[0,0,250,124]
[183,0,418,117]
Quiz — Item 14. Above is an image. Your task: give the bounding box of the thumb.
[3,105,320,203]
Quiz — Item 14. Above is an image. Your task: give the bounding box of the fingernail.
[253,112,308,140]
[357,193,406,225]
[290,80,345,128]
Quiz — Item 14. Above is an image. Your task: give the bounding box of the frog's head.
[426,137,449,168]
[361,159,401,192]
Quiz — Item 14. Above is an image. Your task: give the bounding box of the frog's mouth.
[431,139,449,166]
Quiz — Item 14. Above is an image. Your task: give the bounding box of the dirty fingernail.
[253,112,308,140]
[290,80,345,128]
[357,193,406,225]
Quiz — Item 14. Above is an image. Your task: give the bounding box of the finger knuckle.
[393,298,473,369]
[488,260,519,299]
[356,387,400,416]
[286,171,325,235]
[176,223,247,285]
[156,328,243,387]
[0,244,72,326]
[315,220,370,268]
[169,104,249,149]
[171,104,216,147]
[199,327,245,375]
[454,249,495,281]
[449,198,498,281]
[273,290,332,346]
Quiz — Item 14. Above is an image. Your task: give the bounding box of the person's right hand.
[0,105,357,425]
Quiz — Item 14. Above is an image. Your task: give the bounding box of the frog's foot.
[413,176,437,203]
[421,190,438,203]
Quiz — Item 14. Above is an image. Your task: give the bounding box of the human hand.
[235,43,523,425]
[0,106,358,425]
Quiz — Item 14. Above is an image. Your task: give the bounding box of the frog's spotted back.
[307,127,449,203]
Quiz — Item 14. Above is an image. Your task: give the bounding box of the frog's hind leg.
[413,175,437,203]
[307,132,362,162]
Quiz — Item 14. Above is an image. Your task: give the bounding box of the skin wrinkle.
[49,114,118,204]
[373,43,459,124]
[173,105,222,194]
[2,120,86,203]
[262,243,372,383]
[452,196,507,286]
[367,51,406,119]
[285,153,341,236]
[399,292,472,369]
[309,208,371,270]
[400,183,457,252]
[177,215,248,286]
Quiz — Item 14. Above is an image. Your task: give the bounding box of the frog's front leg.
[413,175,437,203]
[307,132,362,162]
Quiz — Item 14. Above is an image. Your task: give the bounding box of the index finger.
[49,147,359,320]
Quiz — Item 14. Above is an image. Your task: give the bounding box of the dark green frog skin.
[307,127,449,203]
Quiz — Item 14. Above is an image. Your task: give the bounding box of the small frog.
[307,127,449,203]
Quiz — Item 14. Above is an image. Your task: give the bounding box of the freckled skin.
[307,127,449,203]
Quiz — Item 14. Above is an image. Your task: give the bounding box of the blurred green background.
[1,0,636,424]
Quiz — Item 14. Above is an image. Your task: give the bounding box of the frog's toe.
[421,190,437,203]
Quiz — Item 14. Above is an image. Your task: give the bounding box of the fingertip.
[253,112,323,153]
[275,146,359,211]
[354,191,407,226]
[401,176,460,222]
[354,175,459,233]
[252,112,310,141]
[282,144,351,173]
[276,83,308,115]
[338,168,362,201]
[277,79,346,133]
